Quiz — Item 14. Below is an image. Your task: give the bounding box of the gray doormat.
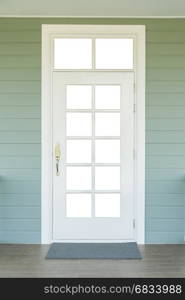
[46,242,142,259]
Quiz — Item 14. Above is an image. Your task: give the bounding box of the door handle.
[55,143,61,176]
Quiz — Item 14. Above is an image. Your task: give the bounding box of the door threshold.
[52,239,135,243]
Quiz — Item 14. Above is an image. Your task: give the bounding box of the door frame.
[41,24,145,244]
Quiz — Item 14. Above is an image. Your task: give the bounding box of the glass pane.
[95,113,120,136]
[66,113,92,136]
[95,86,120,109]
[66,167,91,190]
[95,194,120,217]
[96,38,133,69]
[67,140,91,163]
[67,85,92,109]
[66,194,91,217]
[95,140,120,163]
[54,38,92,69]
[95,166,120,190]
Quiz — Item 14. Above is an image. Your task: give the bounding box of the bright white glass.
[95,113,120,136]
[54,38,92,69]
[95,166,120,190]
[66,194,91,217]
[95,194,120,217]
[66,113,92,136]
[66,167,91,190]
[67,85,92,109]
[95,86,120,109]
[95,38,133,69]
[66,140,91,163]
[95,140,120,163]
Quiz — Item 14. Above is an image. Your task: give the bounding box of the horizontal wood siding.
[0,18,185,243]
[0,19,41,243]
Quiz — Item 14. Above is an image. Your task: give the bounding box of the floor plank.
[0,244,184,278]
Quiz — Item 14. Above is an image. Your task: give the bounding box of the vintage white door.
[52,71,135,241]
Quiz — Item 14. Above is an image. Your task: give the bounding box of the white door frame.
[41,24,145,244]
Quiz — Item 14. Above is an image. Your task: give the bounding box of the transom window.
[54,38,134,70]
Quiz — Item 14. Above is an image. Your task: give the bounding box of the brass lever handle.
[55,143,61,176]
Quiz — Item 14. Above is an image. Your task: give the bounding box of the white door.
[53,71,134,241]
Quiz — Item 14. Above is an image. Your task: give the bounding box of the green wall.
[0,18,185,243]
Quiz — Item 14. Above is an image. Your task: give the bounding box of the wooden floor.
[0,244,184,277]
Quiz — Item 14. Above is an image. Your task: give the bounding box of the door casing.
[41,24,145,244]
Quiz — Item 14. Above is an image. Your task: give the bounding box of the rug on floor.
[46,242,142,259]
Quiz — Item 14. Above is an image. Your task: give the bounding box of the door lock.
[55,143,61,176]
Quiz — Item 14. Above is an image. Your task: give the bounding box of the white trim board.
[41,24,145,244]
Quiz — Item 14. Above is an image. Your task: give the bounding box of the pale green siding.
[0,18,185,243]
